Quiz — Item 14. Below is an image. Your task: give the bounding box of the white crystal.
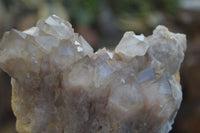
[0,16,186,133]
[159,74,172,94]
[23,27,40,36]
[36,15,74,40]
[106,51,114,59]
[98,58,112,78]
[115,31,148,59]
[45,16,60,26]
[120,78,125,84]
[13,29,27,39]
[137,66,155,83]
[74,41,80,45]
[77,46,83,52]
[133,34,145,41]
[79,36,93,56]
[35,36,59,52]
[59,45,74,56]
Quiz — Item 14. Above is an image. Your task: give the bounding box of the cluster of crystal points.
[0,15,186,133]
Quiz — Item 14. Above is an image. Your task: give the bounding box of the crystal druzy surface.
[0,15,186,133]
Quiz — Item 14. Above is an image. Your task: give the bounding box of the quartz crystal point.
[0,15,186,133]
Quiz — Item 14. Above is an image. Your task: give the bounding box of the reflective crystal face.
[0,15,186,133]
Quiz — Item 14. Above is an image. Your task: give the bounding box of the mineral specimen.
[0,15,186,133]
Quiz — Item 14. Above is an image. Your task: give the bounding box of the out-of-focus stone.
[0,15,186,133]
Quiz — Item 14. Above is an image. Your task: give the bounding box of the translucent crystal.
[0,15,186,133]
[137,66,155,83]
[115,32,148,59]
[159,74,172,94]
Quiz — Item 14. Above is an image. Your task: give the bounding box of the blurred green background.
[0,0,200,133]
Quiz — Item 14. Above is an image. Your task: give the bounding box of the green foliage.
[111,0,179,15]
[62,0,99,24]
[62,0,180,25]
[111,0,152,15]
[163,0,179,14]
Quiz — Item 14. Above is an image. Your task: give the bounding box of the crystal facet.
[0,15,186,133]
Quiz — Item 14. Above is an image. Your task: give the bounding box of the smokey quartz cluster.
[0,15,186,133]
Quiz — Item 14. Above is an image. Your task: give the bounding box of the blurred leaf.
[62,0,179,25]
[62,0,98,24]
